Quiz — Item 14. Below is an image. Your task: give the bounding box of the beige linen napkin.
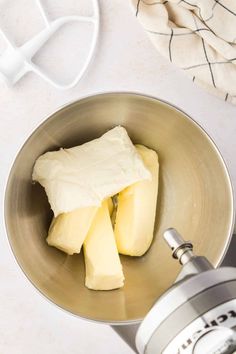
[131,0,236,103]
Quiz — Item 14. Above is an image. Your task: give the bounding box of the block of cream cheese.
[32,126,151,217]
[83,199,124,290]
[114,144,159,256]
[47,206,98,255]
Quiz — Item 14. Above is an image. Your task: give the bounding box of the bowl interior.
[5,93,234,323]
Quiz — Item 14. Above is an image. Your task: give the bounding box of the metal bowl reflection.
[4,93,234,324]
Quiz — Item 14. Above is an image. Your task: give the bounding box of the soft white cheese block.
[114,144,159,256]
[32,126,151,217]
[83,199,124,290]
[47,206,98,255]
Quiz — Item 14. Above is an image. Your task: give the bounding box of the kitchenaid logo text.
[175,309,236,354]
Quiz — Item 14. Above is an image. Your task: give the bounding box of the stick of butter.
[107,198,114,216]
[46,199,113,255]
[114,145,159,256]
[32,126,151,217]
[83,199,124,290]
[47,207,97,255]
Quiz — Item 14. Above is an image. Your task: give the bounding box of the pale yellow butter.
[47,207,97,255]
[114,145,159,256]
[84,199,124,290]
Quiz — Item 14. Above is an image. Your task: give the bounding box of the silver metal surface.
[136,267,236,353]
[193,327,236,354]
[112,324,139,353]
[4,92,234,324]
[113,235,236,352]
[164,228,194,264]
[164,228,213,281]
[162,299,236,354]
[147,282,236,354]
[136,231,236,353]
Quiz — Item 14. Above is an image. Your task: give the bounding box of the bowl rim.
[4,91,235,325]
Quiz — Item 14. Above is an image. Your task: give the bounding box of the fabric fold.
[131,0,236,104]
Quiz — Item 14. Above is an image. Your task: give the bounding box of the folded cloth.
[131,0,236,104]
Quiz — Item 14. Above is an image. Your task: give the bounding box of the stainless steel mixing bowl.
[4,93,234,324]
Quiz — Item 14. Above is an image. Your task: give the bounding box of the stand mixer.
[116,228,236,354]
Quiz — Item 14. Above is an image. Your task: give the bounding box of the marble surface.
[0,0,235,353]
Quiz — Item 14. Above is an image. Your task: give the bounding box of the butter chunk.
[32,126,151,217]
[47,207,97,255]
[83,199,124,290]
[114,145,159,256]
[107,198,114,216]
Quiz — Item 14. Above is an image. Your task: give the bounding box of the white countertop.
[0,1,235,353]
